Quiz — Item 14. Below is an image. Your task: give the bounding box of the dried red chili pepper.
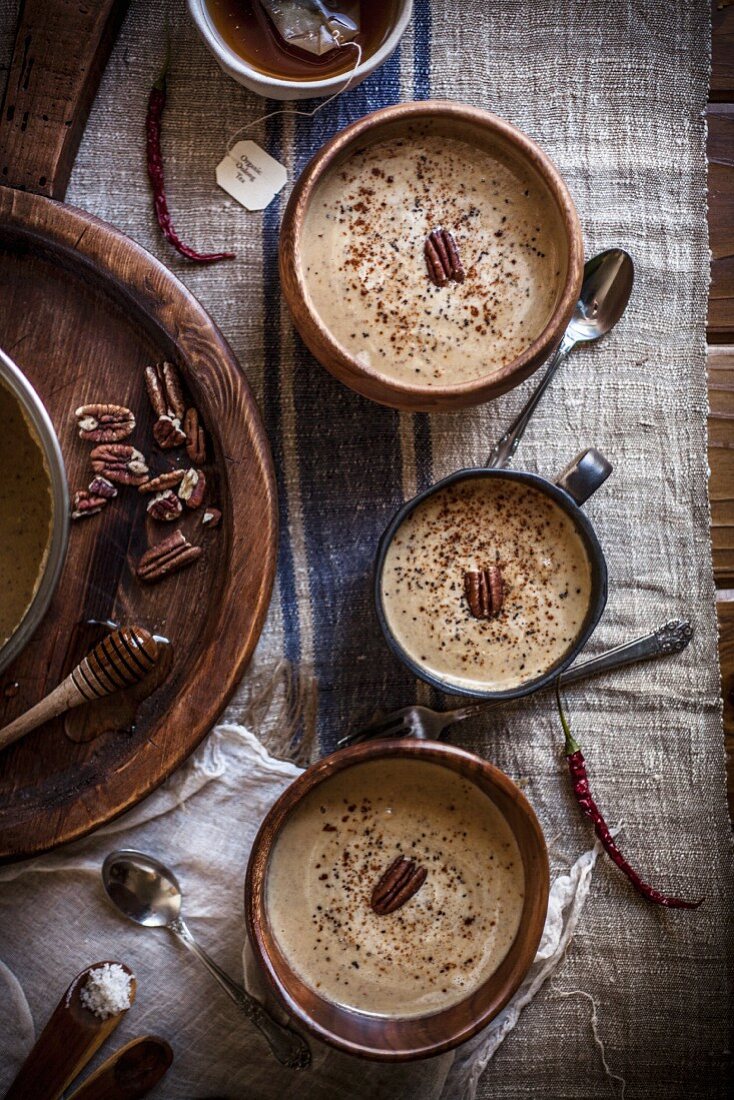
[146,59,235,264]
[556,682,702,910]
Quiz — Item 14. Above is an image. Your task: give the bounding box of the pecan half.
[88,476,117,499]
[145,362,186,421]
[153,414,187,450]
[183,407,206,465]
[136,529,203,584]
[147,489,183,522]
[425,228,465,287]
[202,507,221,528]
[370,856,427,916]
[90,443,149,486]
[71,489,109,520]
[75,403,135,443]
[178,467,206,510]
[464,565,504,619]
[138,469,186,494]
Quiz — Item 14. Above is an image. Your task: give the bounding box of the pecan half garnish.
[464,565,504,619]
[178,467,206,510]
[183,407,206,465]
[90,443,149,486]
[136,529,203,584]
[71,489,109,520]
[144,362,186,421]
[202,507,221,528]
[425,228,465,287]
[147,489,183,522]
[88,476,117,499]
[75,403,135,443]
[370,856,427,916]
[138,469,186,494]
[153,414,187,450]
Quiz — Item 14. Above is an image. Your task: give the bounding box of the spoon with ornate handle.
[0,626,160,752]
[487,248,634,468]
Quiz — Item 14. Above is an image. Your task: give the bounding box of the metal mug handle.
[555,448,612,505]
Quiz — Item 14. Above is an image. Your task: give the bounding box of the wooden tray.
[0,1,277,861]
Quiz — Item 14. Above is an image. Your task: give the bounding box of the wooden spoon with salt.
[5,961,136,1100]
[65,1036,173,1100]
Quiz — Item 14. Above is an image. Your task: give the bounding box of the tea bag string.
[225,41,363,156]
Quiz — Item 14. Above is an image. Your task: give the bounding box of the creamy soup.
[301,130,565,386]
[380,477,593,693]
[266,758,525,1018]
[0,380,53,646]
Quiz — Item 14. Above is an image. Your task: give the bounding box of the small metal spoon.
[487,248,634,468]
[101,850,311,1070]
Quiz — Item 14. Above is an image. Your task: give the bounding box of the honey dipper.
[0,627,160,752]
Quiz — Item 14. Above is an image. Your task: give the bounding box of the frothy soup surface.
[301,130,565,386]
[266,758,525,1018]
[381,477,593,692]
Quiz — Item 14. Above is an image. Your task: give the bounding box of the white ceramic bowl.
[187,0,413,101]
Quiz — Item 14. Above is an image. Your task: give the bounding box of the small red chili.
[556,681,702,910]
[146,58,235,264]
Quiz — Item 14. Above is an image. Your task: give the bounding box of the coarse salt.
[79,963,133,1020]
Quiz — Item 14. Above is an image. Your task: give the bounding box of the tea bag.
[257,0,360,55]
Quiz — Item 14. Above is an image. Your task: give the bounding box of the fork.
[336,618,693,749]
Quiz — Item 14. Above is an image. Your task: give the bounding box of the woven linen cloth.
[0,0,732,1096]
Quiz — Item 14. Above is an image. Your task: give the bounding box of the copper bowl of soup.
[245,739,549,1061]
[0,348,68,675]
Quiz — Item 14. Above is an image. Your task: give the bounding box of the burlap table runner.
[0,0,731,1095]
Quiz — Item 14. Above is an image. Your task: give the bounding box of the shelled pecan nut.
[178,467,206,510]
[202,507,221,528]
[370,856,427,915]
[183,407,206,464]
[71,489,109,519]
[138,469,186,494]
[90,443,149,486]
[147,489,183,522]
[464,565,504,619]
[425,228,465,287]
[153,414,187,450]
[75,403,136,443]
[88,476,117,499]
[145,361,186,421]
[136,530,203,583]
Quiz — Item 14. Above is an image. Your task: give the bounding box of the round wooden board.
[0,186,277,862]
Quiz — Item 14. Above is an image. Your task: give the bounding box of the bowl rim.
[374,466,608,701]
[279,99,584,408]
[187,0,414,93]
[0,348,69,675]
[245,738,550,1061]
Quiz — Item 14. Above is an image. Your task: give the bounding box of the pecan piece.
[202,507,221,528]
[75,403,135,443]
[153,414,187,450]
[178,467,206,510]
[147,489,183,522]
[425,228,465,286]
[138,469,186,494]
[464,565,504,619]
[145,362,186,421]
[370,856,427,915]
[71,489,109,519]
[90,443,149,486]
[136,530,203,584]
[183,407,206,465]
[88,476,117,499]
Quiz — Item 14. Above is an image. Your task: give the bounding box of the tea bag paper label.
[216,141,287,211]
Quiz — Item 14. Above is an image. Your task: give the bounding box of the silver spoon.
[487,248,634,468]
[101,849,311,1070]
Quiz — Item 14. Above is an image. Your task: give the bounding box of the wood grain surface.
[711,1,734,819]
[0,1,277,860]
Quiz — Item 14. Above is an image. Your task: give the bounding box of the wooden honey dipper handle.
[0,627,159,753]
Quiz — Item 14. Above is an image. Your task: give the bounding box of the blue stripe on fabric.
[262,106,301,664]
[290,42,416,749]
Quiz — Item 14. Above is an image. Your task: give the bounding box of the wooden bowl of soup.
[0,349,68,675]
[279,100,584,411]
[245,739,549,1060]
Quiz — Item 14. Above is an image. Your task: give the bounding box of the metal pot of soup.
[0,348,68,675]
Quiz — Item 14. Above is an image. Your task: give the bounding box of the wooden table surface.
[709,2,734,816]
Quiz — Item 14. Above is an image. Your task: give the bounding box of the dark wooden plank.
[707,106,734,340]
[713,0,734,101]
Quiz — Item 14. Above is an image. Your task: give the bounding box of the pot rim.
[245,737,550,1060]
[374,465,608,700]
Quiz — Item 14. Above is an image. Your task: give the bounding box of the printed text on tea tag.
[216,141,287,211]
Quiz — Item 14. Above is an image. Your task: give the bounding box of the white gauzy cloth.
[0,723,598,1098]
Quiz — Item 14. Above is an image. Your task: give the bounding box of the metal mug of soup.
[374,448,611,701]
